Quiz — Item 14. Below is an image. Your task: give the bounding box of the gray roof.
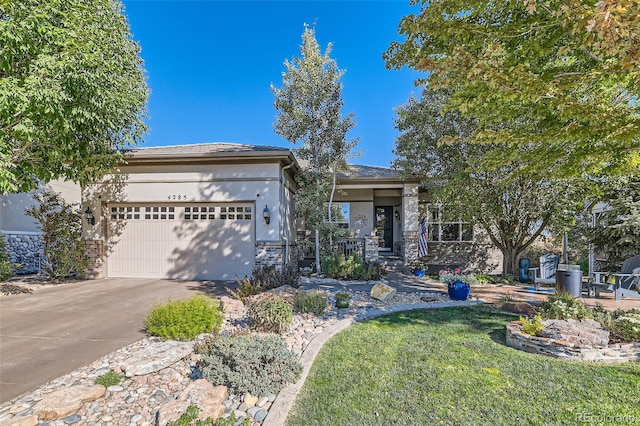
[124,143,295,164]
[339,164,402,179]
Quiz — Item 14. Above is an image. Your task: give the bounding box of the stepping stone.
[121,340,193,377]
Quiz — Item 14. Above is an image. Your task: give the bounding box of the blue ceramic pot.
[414,269,426,278]
[448,281,470,301]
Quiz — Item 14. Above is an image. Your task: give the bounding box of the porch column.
[402,183,419,264]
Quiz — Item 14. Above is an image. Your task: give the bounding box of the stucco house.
[81,143,298,280]
[0,179,81,270]
[2,142,501,280]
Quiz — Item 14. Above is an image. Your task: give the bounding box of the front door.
[375,206,393,251]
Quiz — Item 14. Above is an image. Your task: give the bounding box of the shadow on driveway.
[0,278,233,404]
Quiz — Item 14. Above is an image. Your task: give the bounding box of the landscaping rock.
[243,392,258,408]
[156,399,190,425]
[220,296,244,313]
[539,319,610,347]
[34,384,105,420]
[502,301,537,316]
[121,340,193,377]
[370,283,396,301]
[0,415,38,426]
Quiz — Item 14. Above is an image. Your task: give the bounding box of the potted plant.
[335,291,350,308]
[439,268,472,301]
[412,261,427,278]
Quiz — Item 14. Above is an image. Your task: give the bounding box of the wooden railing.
[333,238,365,258]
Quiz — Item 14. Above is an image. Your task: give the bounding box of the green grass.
[286,307,640,426]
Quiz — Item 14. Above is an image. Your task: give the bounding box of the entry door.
[375,206,393,251]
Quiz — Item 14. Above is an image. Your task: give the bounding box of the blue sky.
[121,0,422,167]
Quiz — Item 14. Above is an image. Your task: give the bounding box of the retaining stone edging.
[505,321,640,363]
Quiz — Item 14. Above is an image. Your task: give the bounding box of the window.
[424,204,473,242]
[324,202,350,228]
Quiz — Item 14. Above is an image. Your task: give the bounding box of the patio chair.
[590,255,640,300]
[529,253,560,286]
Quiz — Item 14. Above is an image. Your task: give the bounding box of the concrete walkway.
[0,278,231,404]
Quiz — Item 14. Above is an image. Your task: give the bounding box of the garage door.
[106,203,255,280]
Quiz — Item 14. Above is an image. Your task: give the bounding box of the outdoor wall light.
[263,205,271,225]
[394,209,400,220]
[84,207,95,226]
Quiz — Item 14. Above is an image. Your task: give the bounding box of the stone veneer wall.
[1,232,44,271]
[506,321,640,363]
[255,241,299,271]
[83,239,104,279]
[402,231,419,265]
[424,242,502,274]
[364,236,379,264]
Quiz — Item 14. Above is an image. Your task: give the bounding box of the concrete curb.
[263,299,484,426]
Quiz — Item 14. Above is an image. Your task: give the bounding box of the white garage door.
[106,203,255,280]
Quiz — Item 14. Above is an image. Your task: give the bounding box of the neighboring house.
[81,143,298,281]
[0,179,81,270]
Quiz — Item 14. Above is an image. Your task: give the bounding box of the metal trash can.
[556,264,583,297]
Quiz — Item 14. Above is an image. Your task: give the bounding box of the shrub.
[167,405,212,426]
[144,295,223,341]
[214,412,251,426]
[0,237,13,281]
[196,334,302,396]
[247,295,293,334]
[439,272,479,286]
[293,291,327,315]
[232,265,300,299]
[95,371,124,387]
[520,314,544,336]
[322,253,382,281]
[25,189,87,281]
[612,311,640,342]
[539,292,593,320]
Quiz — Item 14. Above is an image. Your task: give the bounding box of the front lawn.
[286,307,640,425]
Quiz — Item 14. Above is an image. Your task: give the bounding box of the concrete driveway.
[0,278,233,404]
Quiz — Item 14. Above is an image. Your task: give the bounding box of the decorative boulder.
[220,296,244,313]
[502,301,537,316]
[34,385,105,420]
[539,319,610,347]
[370,283,396,302]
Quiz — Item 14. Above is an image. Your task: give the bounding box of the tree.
[25,188,88,281]
[393,88,589,276]
[271,25,358,273]
[0,0,148,193]
[384,0,640,179]
[591,176,640,270]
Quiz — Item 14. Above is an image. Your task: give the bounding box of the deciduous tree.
[0,0,148,193]
[385,0,640,178]
[394,88,589,275]
[272,25,358,272]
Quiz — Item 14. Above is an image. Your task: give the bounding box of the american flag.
[419,218,429,257]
